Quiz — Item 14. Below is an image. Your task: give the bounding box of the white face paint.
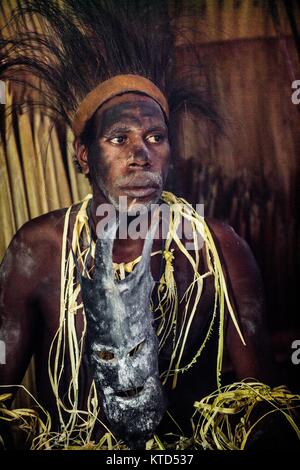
[80,219,167,449]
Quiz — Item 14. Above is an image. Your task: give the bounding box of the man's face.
[86,93,170,211]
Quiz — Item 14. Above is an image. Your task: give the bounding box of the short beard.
[93,173,163,215]
[94,172,120,210]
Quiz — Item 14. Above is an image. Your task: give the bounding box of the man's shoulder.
[205,217,245,247]
[204,217,261,284]
[14,208,68,247]
[0,208,73,288]
[4,207,71,274]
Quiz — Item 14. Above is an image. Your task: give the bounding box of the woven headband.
[72,74,169,137]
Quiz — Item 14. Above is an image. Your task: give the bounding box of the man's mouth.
[120,186,159,198]
[116,173,162,200]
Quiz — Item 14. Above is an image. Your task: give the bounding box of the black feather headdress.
[0,0,220,137]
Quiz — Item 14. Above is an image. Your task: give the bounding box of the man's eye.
[110,135,126,144]
[98,350,115,361]
[146,134,163,144]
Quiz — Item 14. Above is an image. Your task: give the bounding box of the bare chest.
[35,238,215,365]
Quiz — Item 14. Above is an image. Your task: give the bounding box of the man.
[0,73,276,443]
[0,0,291,450]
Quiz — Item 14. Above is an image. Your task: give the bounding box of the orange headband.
[72,74,169,137]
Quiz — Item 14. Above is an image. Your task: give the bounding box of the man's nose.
[128,141,151,168]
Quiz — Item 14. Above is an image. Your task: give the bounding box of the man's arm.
[0,223,43,392]
[207,221,300,449]
[208,220,277,385]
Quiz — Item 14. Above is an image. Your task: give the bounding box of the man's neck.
[89,188,154,254]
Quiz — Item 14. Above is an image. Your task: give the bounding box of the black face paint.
[87,98,169,209]
[80,219,167,449]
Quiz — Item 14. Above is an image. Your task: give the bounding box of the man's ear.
[74,138,89,175]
